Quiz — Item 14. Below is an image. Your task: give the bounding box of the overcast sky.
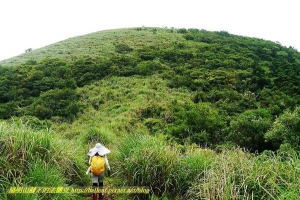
[0,0,299,61]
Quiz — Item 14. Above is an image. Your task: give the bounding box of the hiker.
[86,143,111,198]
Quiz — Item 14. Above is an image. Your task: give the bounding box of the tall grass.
[0,119,87,200]
[115,134,214,199]
[116,134,179,196]
[187,148,300,200]
[82,126,115,146]
[178,146,215,198]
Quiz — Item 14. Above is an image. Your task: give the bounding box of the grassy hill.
[1,27,299,199]
[0,27,185,66]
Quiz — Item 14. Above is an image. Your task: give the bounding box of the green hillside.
[0,27,185,66]
[1,27,299,199]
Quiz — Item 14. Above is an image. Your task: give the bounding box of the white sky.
[0,0,299,61]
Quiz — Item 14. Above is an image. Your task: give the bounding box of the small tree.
[265,107,300,151]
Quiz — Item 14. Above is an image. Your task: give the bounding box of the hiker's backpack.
[91,155,105,176]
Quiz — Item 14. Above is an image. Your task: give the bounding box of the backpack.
[90,155,105,176]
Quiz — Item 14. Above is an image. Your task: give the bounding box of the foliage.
[167,102,226,147]
[29,88,84,120]
[115,43,133,53]
[265,107,300,151]
[228,109,273,152]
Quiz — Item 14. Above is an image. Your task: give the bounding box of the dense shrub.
[137,60,163,76]
[227,109,273,152]
[168,102,226,147]
[115,43,133,53]
[29,88,83,120]
[177,28,188,34]
[266,106,300,151]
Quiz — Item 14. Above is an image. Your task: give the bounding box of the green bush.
[265,106,300,151]
[177,28,188,34]
[168,102,226,147]
[137,60,163,76]
[138,46,157,61]
[115,44,133,53]
[143,118,164,134]
[228,109,272,152]
[29,88,83,120]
